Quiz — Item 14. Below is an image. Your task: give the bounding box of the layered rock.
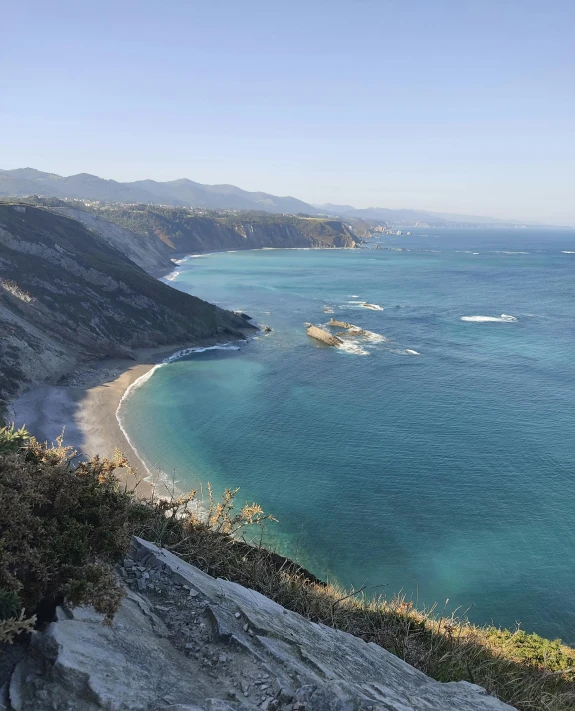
[306,325,343,347]
[4,538,516,711]
[328,319,352,329]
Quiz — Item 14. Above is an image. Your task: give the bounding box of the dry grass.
[138,477,575,710]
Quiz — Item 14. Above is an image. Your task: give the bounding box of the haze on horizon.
[1,0,574,226]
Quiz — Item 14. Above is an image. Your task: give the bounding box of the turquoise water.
[120,229,575,642]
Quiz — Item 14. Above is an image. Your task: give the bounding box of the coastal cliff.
[57,203,360,257]
[0,204,250,418]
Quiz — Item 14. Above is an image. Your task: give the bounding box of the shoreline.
[10,248,253,499]
[9,243,355,497]
[12,337,245,499]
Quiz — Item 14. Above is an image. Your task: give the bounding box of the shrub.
[0,424,30,455]
[0,434,153,631]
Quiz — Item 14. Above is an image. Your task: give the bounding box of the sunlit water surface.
[120,229,575,642]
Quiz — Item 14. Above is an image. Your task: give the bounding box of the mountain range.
[312,203,524,225]
[0,168,561,227]
[0,168,316,215]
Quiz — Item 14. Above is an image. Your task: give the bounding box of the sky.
[1,0,574,225]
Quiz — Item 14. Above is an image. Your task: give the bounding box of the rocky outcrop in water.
[3,538,516,710]
[306,325,343,347]
[328,319,352,328]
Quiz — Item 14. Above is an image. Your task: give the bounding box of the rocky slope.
[56,207,175,273]
[0,205,250,417]
[3,537,516,711]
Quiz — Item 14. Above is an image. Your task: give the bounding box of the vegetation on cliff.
[78,203,360,252]
[2,199,359,252]
[1,428,574,710]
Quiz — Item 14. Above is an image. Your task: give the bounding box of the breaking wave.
[337,340,369,356]
[346,300,384,311]
[116,343,243,484]
[461,314,518,323]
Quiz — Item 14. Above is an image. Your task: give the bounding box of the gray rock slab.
[5,537,517,711]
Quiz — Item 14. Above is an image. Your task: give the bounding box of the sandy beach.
[11,338,239,498]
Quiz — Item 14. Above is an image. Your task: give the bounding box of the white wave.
[493,250,529,255]
[164,270,180,281]
[115,342,243,485]
[164,343,241,363]
[348,294,360,298]
[345,300,384,311]
[461,314,518,323]
[360,302,384,311]
[473,253,479,255]
[405,349,420,355]
[561,251,575,254]
[362,330,387,343]
[337,340,369,356]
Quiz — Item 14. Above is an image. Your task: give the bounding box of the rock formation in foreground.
[5,537,516,711]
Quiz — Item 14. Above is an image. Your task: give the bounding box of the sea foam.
[115,343,243,486]
[337,340,369,356]
[461,314,518,323]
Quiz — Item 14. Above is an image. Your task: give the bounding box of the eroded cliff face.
[0,205,249,416]
[156,218,358,253]
[57,207,175,273]
[65,205,360,259]
[4,537,516,711]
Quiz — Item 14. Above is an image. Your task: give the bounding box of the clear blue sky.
[1,1,574,224]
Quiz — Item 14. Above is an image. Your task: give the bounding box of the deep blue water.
[119,228,575,642]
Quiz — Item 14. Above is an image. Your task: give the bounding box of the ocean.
[118,228,575,643]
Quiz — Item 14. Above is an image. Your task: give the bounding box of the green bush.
[0,436,153,624]
[0,424,30,455]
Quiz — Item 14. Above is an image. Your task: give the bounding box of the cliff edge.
[5,537,516,711]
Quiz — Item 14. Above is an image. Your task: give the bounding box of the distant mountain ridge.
[313,203,538,227]
[1,168,565,227]
[0,168,319,215]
